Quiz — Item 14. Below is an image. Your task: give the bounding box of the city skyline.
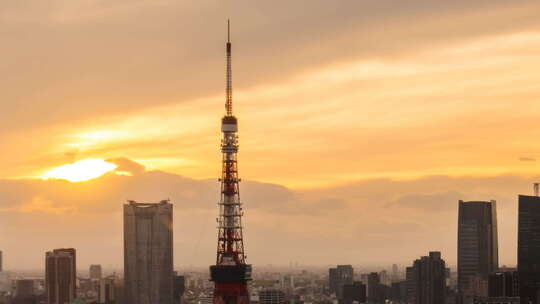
[1,0,540,272]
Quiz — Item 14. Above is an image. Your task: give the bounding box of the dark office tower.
[518,193,540,304]
[45,248,76,304]
[329,265,354,300]
[407,251,446,304]
[368,272,382,304]
[124,200,173,304]
[173,274,186,303]
[406,267,415,303]
[90,264,102,280]
[99,276,116,304]
[329,268,339,293]
[114,280,125,304]
[458,200,499,298]
[488,272,519,297]
[258,290,285,304]
[342,282,367,304]
[390,281,407,303]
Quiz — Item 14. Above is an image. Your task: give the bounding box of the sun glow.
[43,159,117,182]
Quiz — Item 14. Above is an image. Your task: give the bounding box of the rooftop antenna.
[534,183,539,197]
[225,19,233,116]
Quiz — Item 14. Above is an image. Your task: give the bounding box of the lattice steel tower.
[210,21,252,304]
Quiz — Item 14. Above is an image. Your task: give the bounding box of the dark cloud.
[519,157,536,162]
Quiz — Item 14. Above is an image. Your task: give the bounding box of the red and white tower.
[210,21,252,304]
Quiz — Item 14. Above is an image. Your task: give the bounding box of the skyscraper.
[329,268,339,294]
[391,264,400,282]
[329,265,354,300]
[458,200,498,299]
[368,272,383,304]
[406,267,415,303]
[45,248,76,304]
[124,200,173,304]
[407,251,447,304]
[518,194,540,304]
[173,274,185,303]
[342,281,367,304]
[488,271,519,298]
[90,264,102,280]
[99,276,116,304]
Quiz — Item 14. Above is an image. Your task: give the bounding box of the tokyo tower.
[209,20,252,304]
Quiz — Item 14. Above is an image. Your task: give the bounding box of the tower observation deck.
[209,21,252,304]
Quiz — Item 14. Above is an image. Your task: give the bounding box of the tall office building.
[488,271,519,298]
[368,272,383,304]
[407,251,447,304]
[99,276,115,304]
[45,248,76,304]
[406,267,415,303]
[391,264,399,283]
[173,274,185,303]
[518,193,540,304]
[124,200,174,304]
[379,270,389,286]
[330,268,338,293]
[281,275,294,293]
[90,264,102,280]
[342,281,367,304]
[329,265,354,300]
[458,200,498,299]
[390,281,407,303]
[475,272,520,304]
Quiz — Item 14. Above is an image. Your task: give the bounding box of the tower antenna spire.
[225,20,233,116]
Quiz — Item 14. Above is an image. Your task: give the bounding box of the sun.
[43,159,117,182]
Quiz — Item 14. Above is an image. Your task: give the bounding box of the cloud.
[19,197,78,215]
[519,157,536,162]
[1,0,539,134]
[385,191,463,212]
[0,158,535,269]
[108,157,146,175]
[1,1,540,189]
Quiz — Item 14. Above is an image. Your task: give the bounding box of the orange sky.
[1,1,540,188]
[1,0,540,269]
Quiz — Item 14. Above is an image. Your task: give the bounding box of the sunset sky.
[1,0,540,270]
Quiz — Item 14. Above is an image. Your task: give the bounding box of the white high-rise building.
[124,200,173,304]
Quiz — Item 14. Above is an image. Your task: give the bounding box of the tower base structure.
[210,264,252,304]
